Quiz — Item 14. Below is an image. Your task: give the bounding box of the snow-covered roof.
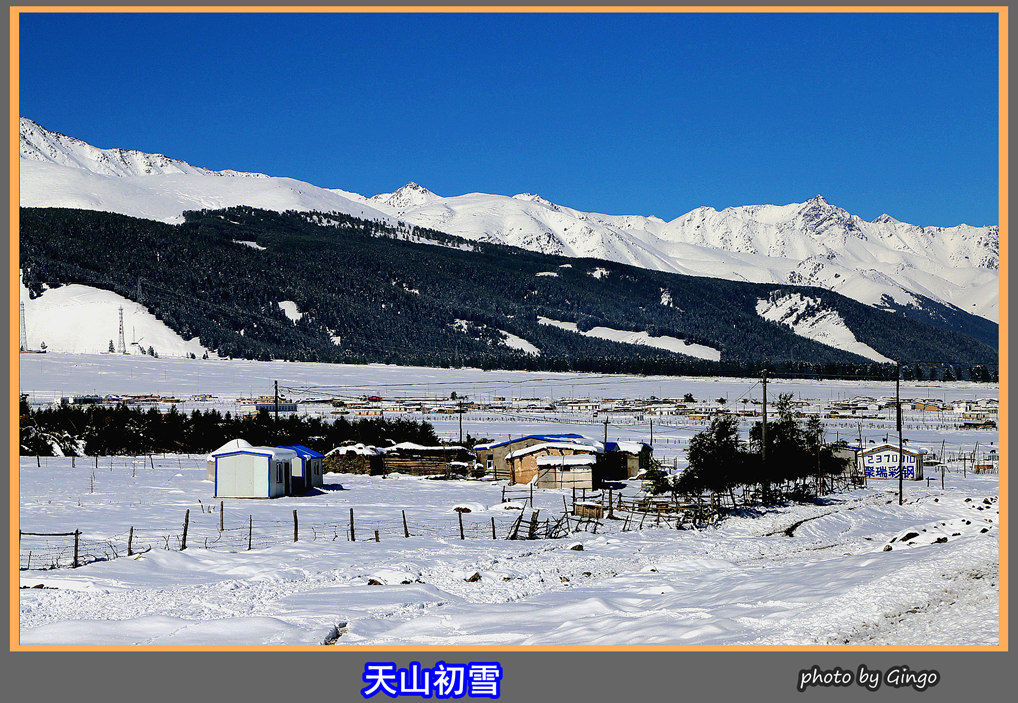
[505,441,603,460]
[536,454,597,466]
[211,445,298,460]
[382,442,467,453]
[850,442,929,456]
[206,438,251,461]
[278,444,325,459]
[474,433,592,451]
[327,443,380,456]
[607,441,651,454]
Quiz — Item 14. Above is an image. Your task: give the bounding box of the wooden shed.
[535,453,599,489]
[211,446,297,498]
[605,441,653,479]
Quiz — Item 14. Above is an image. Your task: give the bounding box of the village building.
[278,444,325,492]
[210,445,298,498]
[604,441,654,478]
[853,442,928,481]
[474,434,596,480]
[534,453,599,488]
[502,440,603,486]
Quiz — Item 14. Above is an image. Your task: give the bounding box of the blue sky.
[19,12,999,226]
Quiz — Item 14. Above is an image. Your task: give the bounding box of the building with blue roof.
[278,444,325,492]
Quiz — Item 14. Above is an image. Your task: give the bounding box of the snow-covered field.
[17,354,1000,646]
[18,455,999,646]
[19,353,996,405]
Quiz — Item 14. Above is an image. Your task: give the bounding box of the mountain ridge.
[19,117,998,325]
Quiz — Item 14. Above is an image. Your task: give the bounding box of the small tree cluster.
[673,394,850,505]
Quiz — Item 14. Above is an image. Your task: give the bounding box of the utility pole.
[761,368,768,501]
[603,414,609,446]
[19,301,27,351]
[649,419,654,446]
[458,400,463,445]
[274,380,280,427]
[858,422,865,487]
[897,360,904,506]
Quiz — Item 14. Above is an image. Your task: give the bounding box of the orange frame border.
[8,4,1009,654]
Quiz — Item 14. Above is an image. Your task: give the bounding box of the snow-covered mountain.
[366,186,999,323]
[19,118,392,225]
[19,118,998,323]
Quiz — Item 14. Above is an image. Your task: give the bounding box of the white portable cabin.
[206,438,252,481]
[211,446,297,498]
[278,444,325,493]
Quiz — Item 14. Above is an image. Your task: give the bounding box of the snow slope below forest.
[756,293,893,363]
[538,316,721,361]
[19,275,210,357]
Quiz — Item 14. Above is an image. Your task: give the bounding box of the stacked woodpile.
[323,447,383,475]
[380,445,474,476]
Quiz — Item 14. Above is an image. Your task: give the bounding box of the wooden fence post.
[530,482,534,507]
[528,510,541,539]
[248,515,253,551]
[72,530,80,568]
[36,455,40,467]
[181,509,190,550]
[402,510,410,538]
[350,508,356,542]
[506,510,525,540]
[71,456,75,468]
[293,509,299,543]
[374,530,380,543]
[128,526,134,556]
[220,501,224,532]
[491,516,496,539]
[458,511,465,540]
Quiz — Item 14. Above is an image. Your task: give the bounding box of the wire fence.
[19,506,538,572]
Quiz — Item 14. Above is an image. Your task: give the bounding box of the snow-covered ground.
[17,354,1000,646]
[19,277,210,357]
[537,316,722,361]
[18,456,999,646]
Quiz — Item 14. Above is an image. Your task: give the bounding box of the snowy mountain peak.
[20,117,266,179]
[873,213,900,224]
[19,117,393,225]
[512,192,555,207]
[370,182,441,212]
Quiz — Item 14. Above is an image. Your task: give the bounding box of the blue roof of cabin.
[278,444,325,458]
[479,433,589,450]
